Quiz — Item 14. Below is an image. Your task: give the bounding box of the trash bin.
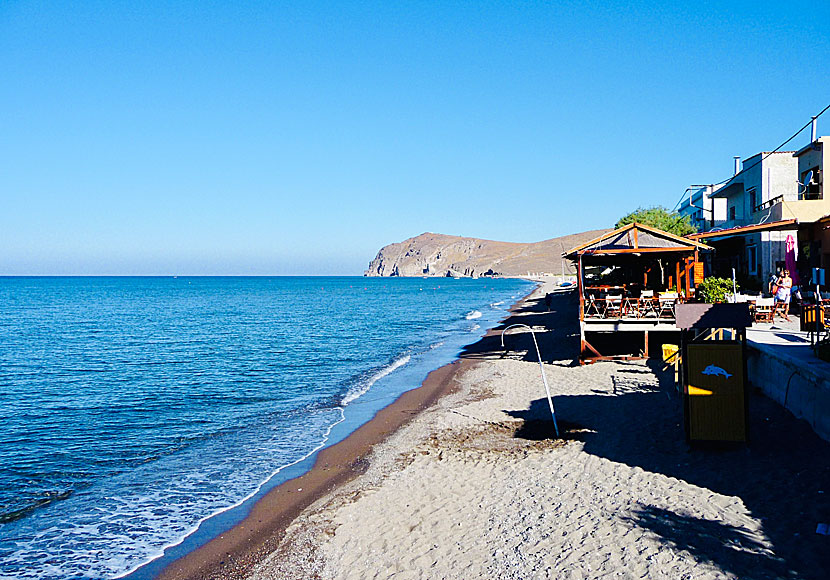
[684,342,746,442]
[675,303,752,444]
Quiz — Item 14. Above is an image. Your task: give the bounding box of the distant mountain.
[364,230,610,278]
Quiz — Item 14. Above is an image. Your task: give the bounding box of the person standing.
[769,268,782,295]
[774,270,793,321]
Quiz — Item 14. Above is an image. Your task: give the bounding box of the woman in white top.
[774,270,793,321]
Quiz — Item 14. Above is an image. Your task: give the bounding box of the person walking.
[774,270,793,321]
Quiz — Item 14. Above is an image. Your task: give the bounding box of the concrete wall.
[762,152,799,202]
[747,342,830,442]
[780,199,830,222]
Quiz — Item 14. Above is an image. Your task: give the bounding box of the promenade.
[746,317,830,442]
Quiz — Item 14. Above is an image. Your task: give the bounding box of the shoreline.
[155,281,544,580]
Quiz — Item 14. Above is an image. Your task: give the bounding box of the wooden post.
[577,254,585,321]
[644,330,649,357]
[675,261,681,293]
[684,257,692,298]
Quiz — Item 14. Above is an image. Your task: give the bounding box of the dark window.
[729,206,736,220]
[748,246,757,274]
[748,189,756,213]
[801,166,822,200]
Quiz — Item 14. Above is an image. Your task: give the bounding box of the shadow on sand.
[458,291,580,365]
[460,289,830,578]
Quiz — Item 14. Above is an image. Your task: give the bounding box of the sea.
[0,276,533,580]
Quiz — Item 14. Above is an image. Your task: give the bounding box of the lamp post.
[500,323,560,438]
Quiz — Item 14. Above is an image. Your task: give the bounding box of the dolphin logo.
[702,364,732,379]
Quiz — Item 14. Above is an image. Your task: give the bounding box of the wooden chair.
[585,294,605,318]
[639,290,658,317]
[658,292,678,319]
[754,297,774,323]
[605,293,623,318]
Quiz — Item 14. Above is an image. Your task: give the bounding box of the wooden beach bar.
[563,223,713,364]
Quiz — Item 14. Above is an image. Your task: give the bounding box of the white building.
[677,183,727,231]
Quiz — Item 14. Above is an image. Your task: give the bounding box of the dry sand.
[246,281,830,580]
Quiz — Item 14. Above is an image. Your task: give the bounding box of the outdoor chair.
[658,292,678,319]
[605,292,623,318]
[639,290,658,317]
[754,297,774,323]
[584,295,602,318]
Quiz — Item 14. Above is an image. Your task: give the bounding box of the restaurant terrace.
[563,223,714,364]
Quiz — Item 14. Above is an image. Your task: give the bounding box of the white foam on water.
[465,310,482,320]
[3,408,348,580]
[340,354,411,405]
[469,324,481,332]
[112,407,347,580]
[490,301,504,308]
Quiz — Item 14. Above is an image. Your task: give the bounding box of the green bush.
[696,277,736,303]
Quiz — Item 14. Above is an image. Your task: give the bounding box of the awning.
[686,219,798,241]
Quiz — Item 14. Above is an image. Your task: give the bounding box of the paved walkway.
[747,315,830,382]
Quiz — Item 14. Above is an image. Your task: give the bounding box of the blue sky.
[2,1,829,275]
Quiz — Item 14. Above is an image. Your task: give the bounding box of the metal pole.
[501,323,560,437]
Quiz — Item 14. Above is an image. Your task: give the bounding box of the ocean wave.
[341,355,411,405]
[465,310,482,320]
[490,301,504,308]
[469,324,480,332]
[111,408,347,580]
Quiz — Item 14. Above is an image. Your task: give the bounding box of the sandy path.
[248,282,830,580]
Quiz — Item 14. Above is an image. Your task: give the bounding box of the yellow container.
[685,342,746,442]
[662,344,679,364]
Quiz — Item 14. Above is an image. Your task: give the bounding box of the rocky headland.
[364,230,609,277]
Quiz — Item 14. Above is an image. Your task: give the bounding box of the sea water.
[0,276,533,579]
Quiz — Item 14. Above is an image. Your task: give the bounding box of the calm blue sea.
[0,276,532,579]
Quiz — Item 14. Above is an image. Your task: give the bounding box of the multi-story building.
[677,183,726,231]
[794,136,830,271]
[683,131,830,290]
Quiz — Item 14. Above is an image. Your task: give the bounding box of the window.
[748,188,756,213]
[747,245,757,275]
[801,166,822,200]
[729,206,736,220]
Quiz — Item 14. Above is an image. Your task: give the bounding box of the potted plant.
[696,277,737,303]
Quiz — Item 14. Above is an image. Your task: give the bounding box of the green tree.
[615,206,698,236]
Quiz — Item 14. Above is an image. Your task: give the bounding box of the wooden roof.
[563,223,712,258]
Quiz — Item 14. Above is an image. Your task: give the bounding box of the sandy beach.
[163,281,830,580]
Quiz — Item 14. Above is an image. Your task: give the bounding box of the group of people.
[769,269,796,322]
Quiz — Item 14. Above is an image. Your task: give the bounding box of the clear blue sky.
[2,1,829,275]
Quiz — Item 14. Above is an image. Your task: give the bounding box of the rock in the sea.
[364,230,610,278]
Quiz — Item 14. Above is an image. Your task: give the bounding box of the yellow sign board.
[693,262,704,285]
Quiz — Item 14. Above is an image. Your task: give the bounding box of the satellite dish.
[798,169,814,193]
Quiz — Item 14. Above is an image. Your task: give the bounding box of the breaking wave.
[341,355,411,405]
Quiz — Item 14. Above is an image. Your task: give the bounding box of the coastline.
[155,280,545,580]
[244,282,830,579]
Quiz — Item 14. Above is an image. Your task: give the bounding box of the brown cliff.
[364,230,609,277]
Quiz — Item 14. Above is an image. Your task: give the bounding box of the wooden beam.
[581,247,699,255]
